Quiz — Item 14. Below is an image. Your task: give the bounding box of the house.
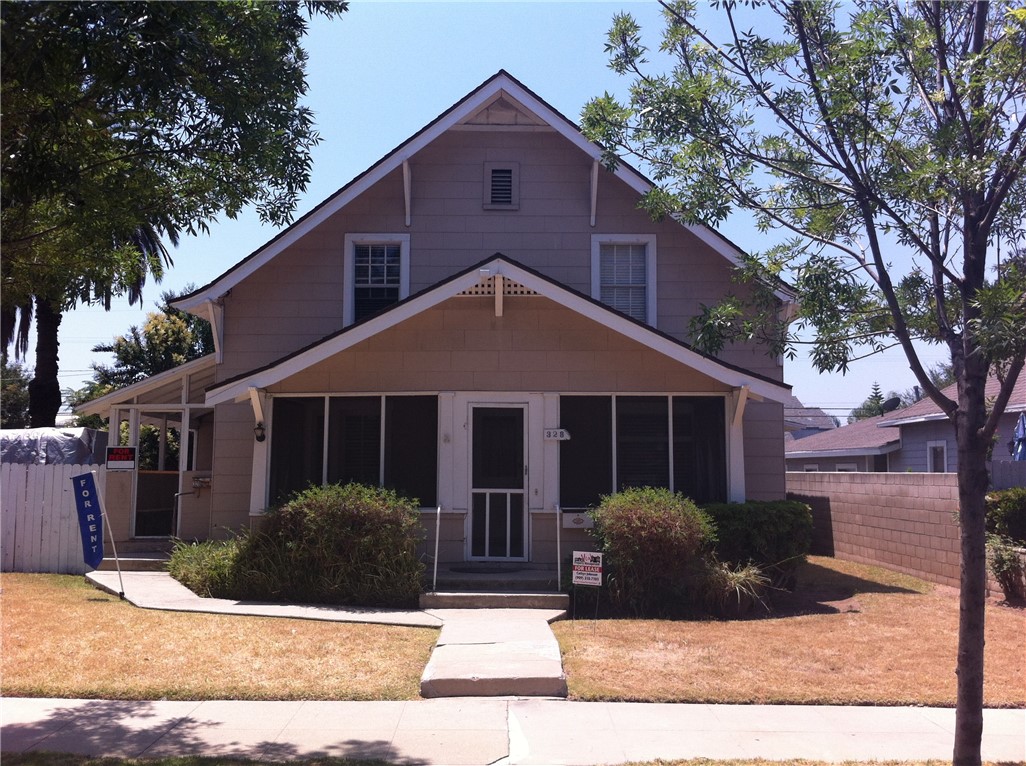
[784,415,899,472]
[76,71,794,566]
[786,375,1025,475]
[878,375,1025,473]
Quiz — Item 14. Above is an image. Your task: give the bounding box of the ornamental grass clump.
[591,486,715,616]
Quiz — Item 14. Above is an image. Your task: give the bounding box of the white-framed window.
[927,440,948,473]
[343,233,410,326]
[803,464,820,472]
[483,162,519,210]
[591,234,657,324]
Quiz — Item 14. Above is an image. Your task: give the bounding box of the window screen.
[327,396,380,486]
[616,396,669,490]
[673,396,726,503]
[600,243,648,322]
[270,397,325,505]
[384,396,438,507]
[559,396,612,508]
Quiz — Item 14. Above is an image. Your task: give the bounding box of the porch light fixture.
[253,422,266,442]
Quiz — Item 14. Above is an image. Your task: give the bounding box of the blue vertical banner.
[71,472,104,569]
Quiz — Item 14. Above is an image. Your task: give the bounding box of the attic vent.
[491,169,513,204]
[483,162,519,210]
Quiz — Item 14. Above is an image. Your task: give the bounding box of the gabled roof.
[880,375,1026,427]
[205,254,792,407]
[172,70,793,322]
[785,414,900,459]
[784,394,837,432]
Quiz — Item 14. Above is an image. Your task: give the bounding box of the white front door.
[469,405,527,560]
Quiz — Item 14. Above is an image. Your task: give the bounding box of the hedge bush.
[590,486,715,616]
[169,483,424,607]
[701,500,813,590]
[985,487,1026,546]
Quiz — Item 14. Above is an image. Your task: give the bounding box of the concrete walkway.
[86,571,568,699]
[3,697,1024,763]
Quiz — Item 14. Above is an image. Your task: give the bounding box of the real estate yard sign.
[572,551,603,587]
[71,472,105,569]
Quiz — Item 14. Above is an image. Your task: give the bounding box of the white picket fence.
[1,463,107,575]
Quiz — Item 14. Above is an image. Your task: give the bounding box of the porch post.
[247,388,270,516]
[728,386,749,502]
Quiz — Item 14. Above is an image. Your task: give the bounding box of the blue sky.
[45,0,947,418]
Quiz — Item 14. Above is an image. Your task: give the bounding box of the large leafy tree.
[1,359,32,429]
[1,0,347,426]
[582,2,1025,763]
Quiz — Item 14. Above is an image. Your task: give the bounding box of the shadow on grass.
[565,557,926,622]
[0,700,426,766]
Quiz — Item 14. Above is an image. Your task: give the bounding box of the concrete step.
[420,609,568,699]
[420,591,569,609]
[426,564,561,594]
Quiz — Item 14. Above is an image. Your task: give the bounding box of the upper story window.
[483,162,519,210]
[591,234,657,324]
[343,233,410,326]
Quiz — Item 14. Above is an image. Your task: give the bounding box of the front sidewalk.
[3,697,1024,764]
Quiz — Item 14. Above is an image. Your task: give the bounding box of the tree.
[89,286,215,390]
[848,382,885,423]
[1,1,347,426]
[1,359,32,428]
[582,3,1025,763]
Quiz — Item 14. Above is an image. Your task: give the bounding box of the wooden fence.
[1,464,107,575]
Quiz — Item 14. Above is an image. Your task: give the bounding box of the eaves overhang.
[205,254,792,407]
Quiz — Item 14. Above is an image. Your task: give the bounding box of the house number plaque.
[544,428,571,441]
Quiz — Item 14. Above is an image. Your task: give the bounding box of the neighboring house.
[77,71,794,566]
[784,394,837,442]
[786,375,1025,474]
[879,375,1026,473]
[785,415,899,473]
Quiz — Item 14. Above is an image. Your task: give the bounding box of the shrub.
[987,533,1026,604]
[701,500,813,590]
[590,486,715,616]
[168,537,243,596]
[169,483,425,607]
[985,487,1026,546]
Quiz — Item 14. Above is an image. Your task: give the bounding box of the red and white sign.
[572,551,603,587]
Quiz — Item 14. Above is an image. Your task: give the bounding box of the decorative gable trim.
[205,255,791,407]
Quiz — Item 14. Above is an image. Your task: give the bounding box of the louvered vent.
[490,168,514,205]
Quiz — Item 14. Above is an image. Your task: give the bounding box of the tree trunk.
[951,361,990,766]
[28,297,62,428]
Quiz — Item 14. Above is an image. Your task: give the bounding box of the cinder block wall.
[785,471,996,593]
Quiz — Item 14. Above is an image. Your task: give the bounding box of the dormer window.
[483,162,519,210]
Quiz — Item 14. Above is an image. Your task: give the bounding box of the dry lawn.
[0,574,437,701]
[554,556,1026,707]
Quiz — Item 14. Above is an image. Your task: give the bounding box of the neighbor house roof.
[784,414,900,459]
[171,70,795,325]
[880,374,1026,427]
[784,394,837,433]
[205,254,792,407]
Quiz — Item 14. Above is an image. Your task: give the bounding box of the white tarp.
[0,427,108,465]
